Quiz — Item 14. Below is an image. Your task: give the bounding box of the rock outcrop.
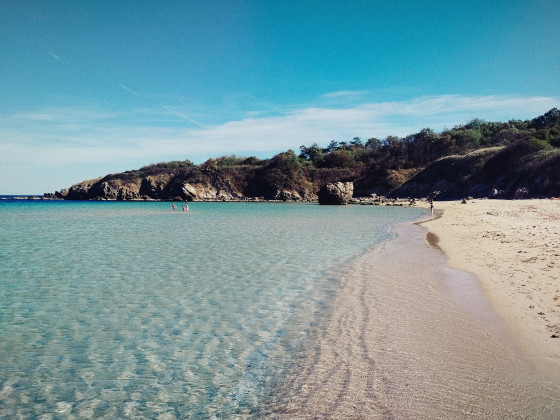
[53,169,316,202]
[178,180,244,201]
[318,182,354,205]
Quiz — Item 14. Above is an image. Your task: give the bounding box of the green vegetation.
[57,108,560,200]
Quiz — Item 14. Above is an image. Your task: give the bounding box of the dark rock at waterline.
[318,182,354,205]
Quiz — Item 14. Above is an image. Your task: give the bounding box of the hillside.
[48,108,560,201]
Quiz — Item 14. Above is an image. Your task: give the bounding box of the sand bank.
[272,212,560,418]
[422,199,560,379]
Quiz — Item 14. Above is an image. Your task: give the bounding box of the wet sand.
[422,199,560,380]
[272,217,560,418]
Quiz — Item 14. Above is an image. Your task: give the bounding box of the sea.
[0,198,426,418]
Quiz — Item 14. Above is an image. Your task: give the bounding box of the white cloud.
[321,90,369,100]
[1,94,557,177]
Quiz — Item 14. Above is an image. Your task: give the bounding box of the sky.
[1,0,559,194]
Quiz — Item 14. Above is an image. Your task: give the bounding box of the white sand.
[273,213,560,418]
[422,199,560,379]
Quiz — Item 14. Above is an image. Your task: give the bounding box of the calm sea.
[0,199,425,418]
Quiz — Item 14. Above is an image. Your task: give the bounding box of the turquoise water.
[0,200,425,418]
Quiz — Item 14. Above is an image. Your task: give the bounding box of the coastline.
[421,199,560,380]
[272,206,560,418]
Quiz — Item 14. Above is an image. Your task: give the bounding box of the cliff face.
[54,166,317,201]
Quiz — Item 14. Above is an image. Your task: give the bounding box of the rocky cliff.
[51,164,317,202]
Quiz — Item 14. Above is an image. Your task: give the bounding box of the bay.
[0,200,425,418]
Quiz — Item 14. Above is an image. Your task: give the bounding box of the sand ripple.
[271,222,560,419]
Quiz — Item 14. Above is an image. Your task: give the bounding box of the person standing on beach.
[430,198,434,215]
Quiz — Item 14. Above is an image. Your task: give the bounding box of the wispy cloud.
[119,84,142,97]
[162,105,209,129]
[321,90,369,99]
[118,85,210,129]
[48,52,71,66]
[1,94,557,169]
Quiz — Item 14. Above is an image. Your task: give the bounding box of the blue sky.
[1,0,559,194]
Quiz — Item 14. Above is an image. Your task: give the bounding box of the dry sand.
[422,199,560,379]
[271,201,560,418]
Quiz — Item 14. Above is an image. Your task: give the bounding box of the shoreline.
[272,208,560,418]
[421,199,560,380]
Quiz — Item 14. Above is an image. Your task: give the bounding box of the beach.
[272,199,560,418]
[2,200,559,417]
[422,199,560,380]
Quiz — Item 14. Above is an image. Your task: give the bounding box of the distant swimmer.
[172,203,177,211]
[182,205,186,211]
[185,202,189,212]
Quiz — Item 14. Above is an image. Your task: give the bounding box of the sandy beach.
[272,200,560,418]
[422,199,560,379]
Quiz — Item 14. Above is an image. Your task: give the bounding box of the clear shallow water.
[0,200,425,418]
